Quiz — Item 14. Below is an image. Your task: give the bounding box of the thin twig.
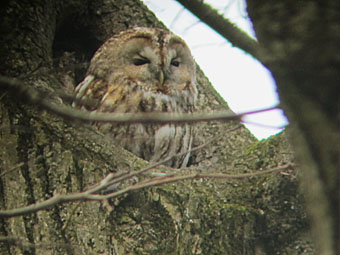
[103,128,233,188]
[0,163,24,178]
[0,126,241,218]
[170,7,185,29]
[0,75,280,124]
[0,161,293,218]
[80,163,294,201]
[175,0,263,61]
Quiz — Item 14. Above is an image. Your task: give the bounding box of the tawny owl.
[73,27,197,168]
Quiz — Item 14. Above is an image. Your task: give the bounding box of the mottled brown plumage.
[73,27,197,167]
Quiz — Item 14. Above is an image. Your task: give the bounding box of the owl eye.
[133,58,150,66]
[171,59,180,67]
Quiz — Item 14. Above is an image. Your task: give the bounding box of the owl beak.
[158,71,165,86]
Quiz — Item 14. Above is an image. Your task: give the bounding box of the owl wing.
[73,75,109,111]
[73,74,142,113]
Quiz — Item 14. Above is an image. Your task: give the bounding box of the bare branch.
[0,75,280,124]
[0,162,293,218]
[87,163,293,201]
[0,162,24,178]
[175,0,262,61]
[0,128,227,217]
[170,6,185,28]
[100,128,234,188]
[0,125,242,218]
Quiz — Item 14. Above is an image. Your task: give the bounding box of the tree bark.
[247,1,340,254]
[0,0,312,254]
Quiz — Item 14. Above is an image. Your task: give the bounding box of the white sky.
[143,0,288,140]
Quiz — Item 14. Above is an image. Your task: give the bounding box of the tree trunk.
[247,1,340,254]
[0,0,312,254]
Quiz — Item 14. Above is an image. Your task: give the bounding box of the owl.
[73,27,197,168]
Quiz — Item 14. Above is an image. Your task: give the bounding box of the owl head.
[87,27,197,104]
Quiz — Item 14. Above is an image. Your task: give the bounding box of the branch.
[175,0,262,61]
[0,126,228,218]
[98,128,236,189]
[88,163,294,201]
[0,75,281,125]
[0,162,293,218]
[0,162,24,178]
[0,128,225,217]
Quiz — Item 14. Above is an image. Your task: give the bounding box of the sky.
[143,0,288,140]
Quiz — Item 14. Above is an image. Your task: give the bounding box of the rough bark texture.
[0,0,312,254]
[247,1,340,254]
